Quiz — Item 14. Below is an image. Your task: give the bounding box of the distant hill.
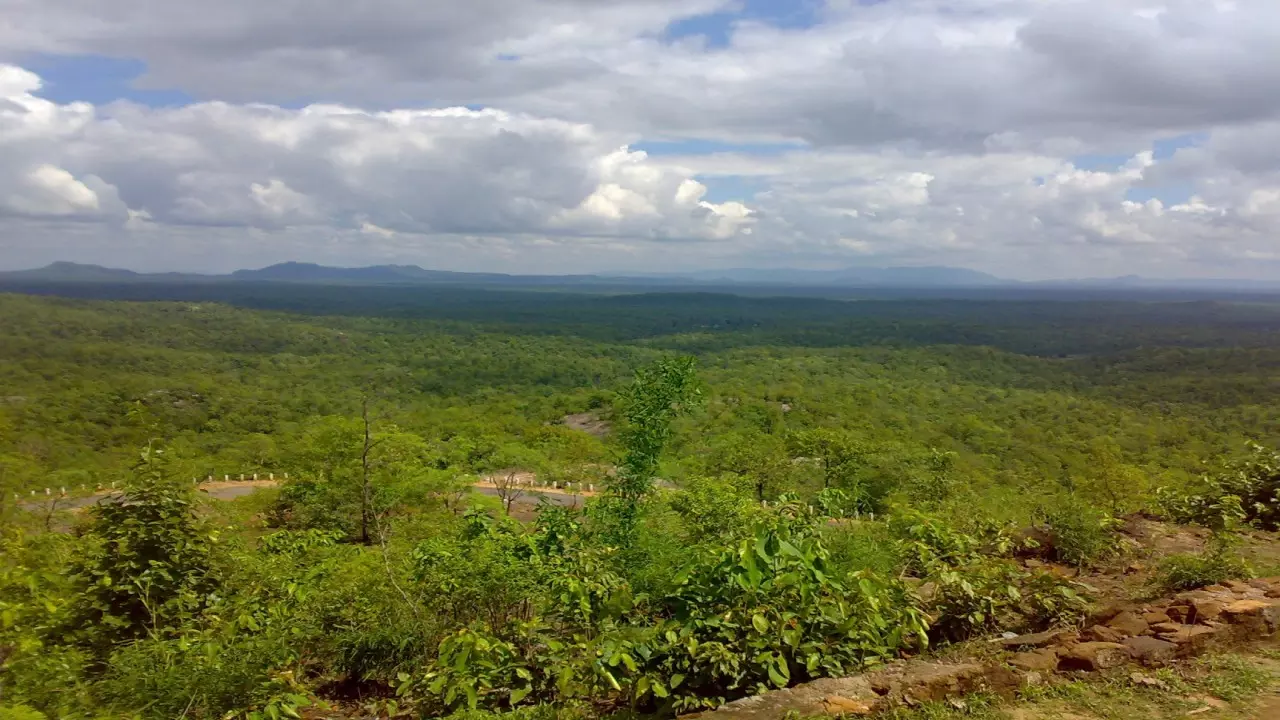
[600,265,1008,287]
[4,261,1278,293]
[0,262,207,283]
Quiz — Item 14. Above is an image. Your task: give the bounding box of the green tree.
[705,430,794,501]
[71,442,217,649]
[613,357,701,502]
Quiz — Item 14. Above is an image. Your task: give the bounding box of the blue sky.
[24,54,193,106]
[664,0,824,48]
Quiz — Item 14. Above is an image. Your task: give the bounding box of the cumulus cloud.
[0,64,753,264]
[3,0,1280,277]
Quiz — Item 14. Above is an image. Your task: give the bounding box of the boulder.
[1082,625,1125,643]
[1008,649,1059,672]
[1190,599,1224,623]
[1142,610,1172,625]
[869,663,1020,706]
[1123,636,1178,666]
[1165,605,1191,623]
[1221,599,1280,634]
[1058,642,1130,671]
[1106,611,1149,637]
[1155,624,1222,654]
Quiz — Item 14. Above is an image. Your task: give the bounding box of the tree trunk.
[361,398,372,545]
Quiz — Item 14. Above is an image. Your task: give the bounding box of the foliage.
[667,476,762,542]
[891,511,1088,642]
[4,288,1280,717]
[927,558,1088,642]
[70,442,218,651]
[614,356,701,500]
[891,511,1025,576]
[652,513,929,710]
[1036,498,1123,568]
[1156,532,1253,592]
[0,706,46,720]
[1158,444,1280,530]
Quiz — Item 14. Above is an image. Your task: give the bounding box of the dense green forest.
[3,286,1280,719]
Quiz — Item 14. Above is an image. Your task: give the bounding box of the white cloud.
[0,64,755,270]
[3,1,1280,277]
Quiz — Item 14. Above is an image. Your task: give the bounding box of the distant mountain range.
[3,261,1280,292]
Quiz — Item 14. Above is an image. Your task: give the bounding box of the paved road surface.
[474,486,587,507]
[25,482,588,512]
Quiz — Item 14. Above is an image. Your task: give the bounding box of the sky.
[2,0,1280,279]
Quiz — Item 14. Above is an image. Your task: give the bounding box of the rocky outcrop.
[682,577,1280,720]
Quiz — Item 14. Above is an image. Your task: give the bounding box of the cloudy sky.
[2,0,1280,279]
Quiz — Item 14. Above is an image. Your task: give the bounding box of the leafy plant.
[70,442,219,650]
[1158,444,1280,530]
[1036,498,1122,568]
[1157,531,1252,591]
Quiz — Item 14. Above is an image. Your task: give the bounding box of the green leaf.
[670,673,686,689]
[509,687,530,705]
[603,669,621,691]
[752,613,769,633]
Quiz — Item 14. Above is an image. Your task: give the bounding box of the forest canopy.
[3,285,1280,719]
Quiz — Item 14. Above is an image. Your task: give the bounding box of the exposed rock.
[1082,625,1125,643]
[1150,621,1183,635]
[1122,636,1178,666]
[1165,605,1191,623]
[1142,610,1172,625]
[1222,598,1280,634]
[1058,642,1130,671]
[1021,671,1046,687]
[1106,611,1149,637]
[1190,599,1224,623]
[822,696,873,716]
[683,674,879,720]
[1155,624,1221,654]
[1009,649,1059,672]
[999,629,1077,649]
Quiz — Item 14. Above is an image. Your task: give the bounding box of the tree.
[281,410,439,542]
[71,442,216,649]
[788,429,867,491]
[600,357,701,546]
[705,430,794,501]
[480,443,548,514]
[613,357,701,502]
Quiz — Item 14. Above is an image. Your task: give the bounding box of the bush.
[822,521,902,577]
[1157,532,1252,592]
[1159,444,1280,530]
[406,506,928,715]
[927,558,1089,642]
[70,444,218,651]
[1037,498,1122,568]
[890,510,1024,575]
